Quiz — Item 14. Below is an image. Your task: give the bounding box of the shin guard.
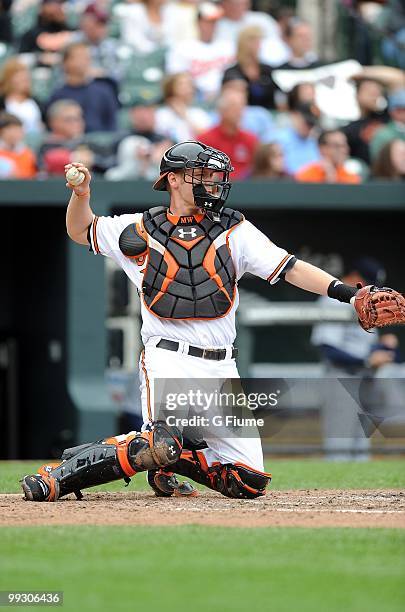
[21,421,182,501]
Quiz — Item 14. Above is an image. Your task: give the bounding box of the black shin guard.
[48,442,128,499]
[35,422,183,501]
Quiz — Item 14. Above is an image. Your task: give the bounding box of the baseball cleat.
[148,469,198,497]
[20,473,60,502]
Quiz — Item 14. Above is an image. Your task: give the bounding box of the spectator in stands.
[126,103,165,143]
[18,0,74,66]
[155,72,211,142]
[274,103,320,174]
[372,139,405,180]
[287,82,317,110]
[217,78,275,142]
[106,101,174,180]
[370,88,405,159]
[115,0,196,54]
[39,99,84,168]
[342,78,389,165]
[277,18,322,70]
[0,112,36,178]
[296,129,361,184]
[215,0,289,66]
[105,136,173,181]
[166,2,234,103]
[199,88,258,179]
[251,142,291,180]
[39,99,116,175]
[72,3,122,83]
[47,43,119,132]
[222,25,277,109]
[0,58,43,135]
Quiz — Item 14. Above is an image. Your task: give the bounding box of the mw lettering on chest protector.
[120,206,244,320]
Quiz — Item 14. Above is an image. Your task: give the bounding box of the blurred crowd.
[0,0,404,183]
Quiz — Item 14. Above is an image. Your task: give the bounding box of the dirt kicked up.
[1,490,405,528]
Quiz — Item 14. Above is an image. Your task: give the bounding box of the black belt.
[156,339,238,361]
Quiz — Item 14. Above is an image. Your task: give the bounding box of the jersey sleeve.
[229,219,295,284]
[88,213,143,258]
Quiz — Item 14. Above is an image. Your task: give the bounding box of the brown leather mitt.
[354,285,405,331]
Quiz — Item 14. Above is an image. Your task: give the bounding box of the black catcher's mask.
[153,141,233,220]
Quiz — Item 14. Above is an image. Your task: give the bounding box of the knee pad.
[171,453,271,499]
[126,421,183,471]
[212,463,271,499]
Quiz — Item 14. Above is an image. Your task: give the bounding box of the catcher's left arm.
[284,260,405,331]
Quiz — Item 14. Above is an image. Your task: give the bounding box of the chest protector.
[140,206,243,320]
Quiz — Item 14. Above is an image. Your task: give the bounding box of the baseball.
[66,167,85,186]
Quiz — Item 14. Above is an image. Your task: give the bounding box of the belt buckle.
[202,348,215,360]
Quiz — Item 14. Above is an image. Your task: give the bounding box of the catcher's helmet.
[153,141,233,217]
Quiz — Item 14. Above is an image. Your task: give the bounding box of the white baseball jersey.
[89,210,293,348]
[89,208,290,471]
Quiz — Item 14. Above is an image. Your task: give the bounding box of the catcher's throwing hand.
[64,162,91,196]
[354,285,405,331]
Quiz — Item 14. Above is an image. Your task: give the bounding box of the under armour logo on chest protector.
[140,206,244,320]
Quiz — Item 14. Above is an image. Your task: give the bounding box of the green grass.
[1,527,404,612]
[1,458,404,493]
[1,459,404,612]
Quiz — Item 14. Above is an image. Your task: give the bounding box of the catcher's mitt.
[354,285,405,331]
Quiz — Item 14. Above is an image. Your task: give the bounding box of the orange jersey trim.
[267,254,291,283]
[140,349,152,421]
[92,216,100,254]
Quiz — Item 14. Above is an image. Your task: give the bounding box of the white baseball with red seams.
[66,167,85,186]
[89,210,294,471]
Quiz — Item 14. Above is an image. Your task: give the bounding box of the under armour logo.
[177,227,197,239]
[169,445,176,456]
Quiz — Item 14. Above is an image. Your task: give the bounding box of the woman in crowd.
[0,58,43,135]
[115,0,196,53]
[222,25,277,109]
[251,142,291,180]
[155,72,211,142]
[372,139,405,180]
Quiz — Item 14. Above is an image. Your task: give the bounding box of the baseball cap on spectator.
[388,89,405,110]
[83,3,109,23]
[351,257,386,286]
[197,2,224,20]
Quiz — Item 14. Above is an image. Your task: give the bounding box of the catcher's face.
[185,167,227,196]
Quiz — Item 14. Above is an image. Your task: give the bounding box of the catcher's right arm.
[353,285,405,331]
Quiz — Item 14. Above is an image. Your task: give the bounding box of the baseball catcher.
[21,141,405,502]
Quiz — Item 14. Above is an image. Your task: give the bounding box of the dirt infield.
[1,490,405,528]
